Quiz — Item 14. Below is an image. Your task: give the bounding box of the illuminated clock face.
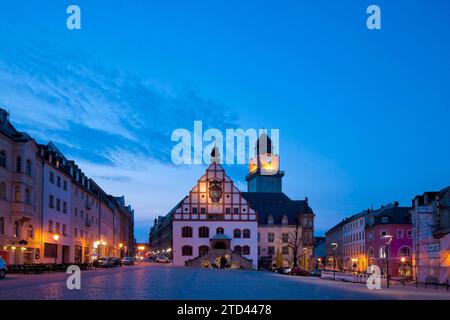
[265,155,272,164]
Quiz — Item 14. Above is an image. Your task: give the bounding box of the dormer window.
[381,216,389,223]
[267,215,274,225]
[281,215,288,225]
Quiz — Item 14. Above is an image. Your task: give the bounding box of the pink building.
[365,203,412,278]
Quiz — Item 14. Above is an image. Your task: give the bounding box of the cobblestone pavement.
[0,262,448,300]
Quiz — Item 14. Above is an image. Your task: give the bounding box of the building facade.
[341,211,368,272]
[365,203,412,277]
[0,108,134,265]
[411,187,450,284]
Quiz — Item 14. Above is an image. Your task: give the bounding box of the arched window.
[267,215,274,225]
[281,214,288,225]
[0,217,4,234]
[0,182,6,200]
[243,245,250,255]
[27,225,34,239]
[26,159,32,176]
[368,247,374,258]
[243,229,251,238]
[198,226,209,238]
[216,227,224,234]
[0,151,6,168]
[181,226,193,238]
[13,220,19,237]
[379,246,387,259]
[14,186,20,202]
[398,246,411,257]
[25,189,31,205]
[16,156,21,173]
[234,245,242,255]
[182,245,193,256]
[233,229,241,238]
[199,245,209,256]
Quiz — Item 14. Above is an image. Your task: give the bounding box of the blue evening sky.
[1,1,449,242]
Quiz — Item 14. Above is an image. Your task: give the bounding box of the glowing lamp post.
[381,234,393,288]
[331,242,338,280]
[53,234,60,264]
[119,243,124,258]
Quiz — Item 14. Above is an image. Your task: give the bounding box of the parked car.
[155,256,170,263]
[0,257,7,279]
[309,269,322,277]
[277,267,292,275]
[96,257,113,268]
[290,267,309,276]
[121,257,135,266]
[110,257,122,267]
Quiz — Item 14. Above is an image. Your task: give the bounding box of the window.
[16,157,21,173]
[74,228,78,236]
[81,210,84,219]
[200,207,206,214]
[44,243,57,258]
[80,230,83,237]
[25,189,31,205]
[26,159,32,176]
[380,230,387,237]
[56,223,60,234]
[233,229,241,238]
[243,229,251,238]
[225,207,231,214]
[62,224,67,236]
[74,208,78,217]
[63,180,67,191]
[49,172,55,184]
[57,176,61,188]
[407,230,412,239]
[48,220,53,232]
[192,207,198,214]
[0,182,6,200]
[243,246,250,255]
[181,226,193,238]
[198,226,209,238]
[399,246,411,257]
[267,246,275,255]
[27,225,34,239]
[216,227,224,234]
[381,216,389,223]
[13,221,19,237]
[257,233,260,242]
[397,230,404,239]
[182,245,193,256]
[199,245,209,256]
[282,246,289,255]
[282,233,289,243]
[14,186,20,202]
[368,247,374,258]
[234,245,242,255]
[281,215,288,225]
[63,201,67,214]
[267,215,274,225]
[0,217,4,234]
[233,208,239,214]
[268,233,275,243]
[379,246,387,259]
[56,198,61,211]
[0,151,6,168]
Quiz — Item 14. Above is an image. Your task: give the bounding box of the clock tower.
[246,133,284,193]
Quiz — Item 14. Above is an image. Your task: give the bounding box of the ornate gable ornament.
[209,179,222,203]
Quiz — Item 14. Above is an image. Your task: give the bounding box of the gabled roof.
[368,204,412,225]
[241,192,313,225]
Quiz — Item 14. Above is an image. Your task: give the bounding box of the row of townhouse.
[325,202,413,277]
[0,108,135,265]
[325,186,450,283]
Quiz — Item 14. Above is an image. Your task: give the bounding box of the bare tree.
[288,220,302,268]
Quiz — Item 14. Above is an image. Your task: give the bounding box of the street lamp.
[381,234,393,288]
[53,234,60,264]
[119,243,124,258]
[331,242,338,280]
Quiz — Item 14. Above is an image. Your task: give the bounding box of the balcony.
[12,202,33,218]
